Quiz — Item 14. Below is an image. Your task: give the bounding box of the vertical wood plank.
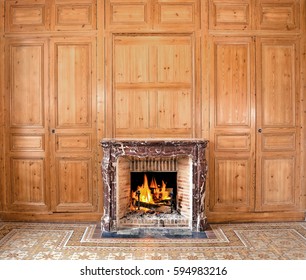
[0,0,5,211]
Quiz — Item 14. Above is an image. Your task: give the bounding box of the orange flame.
[132,174,171,206]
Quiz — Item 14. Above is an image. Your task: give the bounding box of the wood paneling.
[262,133,296,151]
[0,0,4,212]
[106,0,151,30]
[256,37,300,211]
[209,36,255,213]
[256,0,299,31]
[10,158,46,211]
[215,134,251,151]
[106,0,199,31]
[209,0,251,30]
[259,157,296,210]
[55,158,93,212]
[50,37,97,212]
[0,0,304,222]
[9,44,45,127]
[5,0,49,32]
[213,158,252,211]
[11,134,45,151]
[155,0,200,30]
[56,134,92,152]
[53,0,96,31]
[5,38,49,212]
[112,35,194,137]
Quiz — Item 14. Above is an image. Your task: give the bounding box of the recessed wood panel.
[209,0,250,30]
[155,0,198,29]
[215,134,251,151]
[8,42,45,127]
[257,1,298,30]
[56,134,92,152]
[259,40,297,127]
[262,133,296,151]
[5,0,48,32]
[157,90,191,129]
[114,42,150,83]
[115,90,150,130]
[10,158,46,209]
[106,0,150,29]
[54,0,96,30]
[156,42,192,83]
[54,42,92,128]
[56,158,93,211]
[11,134,45,151]
[212,158,251,211]
[260,157,295,209]
[213,38,252,127]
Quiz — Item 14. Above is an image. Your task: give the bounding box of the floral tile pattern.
[0,221,305,260]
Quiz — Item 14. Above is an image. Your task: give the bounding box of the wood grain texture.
[0,0,304,222]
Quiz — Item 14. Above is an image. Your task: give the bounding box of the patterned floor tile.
[0,221,305,260]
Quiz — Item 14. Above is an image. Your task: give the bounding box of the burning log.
[138,201,160,209]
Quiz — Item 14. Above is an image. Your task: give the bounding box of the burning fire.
[131,174,171,209]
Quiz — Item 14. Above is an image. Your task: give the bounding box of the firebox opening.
[116,155,194,230]
[130,172,177,214]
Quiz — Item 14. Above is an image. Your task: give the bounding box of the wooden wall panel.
[105,0,151,30]
[155,0,199,30]
[5,0,49,32]
[50,37,96,212]
[5,38,49,212]
[260,41,296,127]
[256,37,300,211]
[9,43,45,127]
[11,134,45,152]
[213,40,251,127]
[0,0,304,222]
[55,43,92,127]
[262,133,296,151]
[259,157,296,210]
[0,0,4,212]
[302,0,306,212]
[55,158,93,212]
[209,0,251,30]
[215,134,251,151]
[10,158,46,210]
[56,134,92,152]
[213,158,252,211]
[256,0,299,31]
[112,35,194,138]
[209,36,255,213]
[115,90,150,131]
[157,90,192,130]
[53,0,96,31]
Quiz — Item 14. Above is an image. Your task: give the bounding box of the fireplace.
[101,139,208,233]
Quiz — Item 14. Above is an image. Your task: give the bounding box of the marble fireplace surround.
[101,139,208,233]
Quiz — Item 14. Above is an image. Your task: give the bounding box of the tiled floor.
[0,221,305,260]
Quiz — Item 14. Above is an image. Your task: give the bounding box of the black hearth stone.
[101,228,207,239]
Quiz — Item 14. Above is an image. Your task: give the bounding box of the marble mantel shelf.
[100,139,209,233]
